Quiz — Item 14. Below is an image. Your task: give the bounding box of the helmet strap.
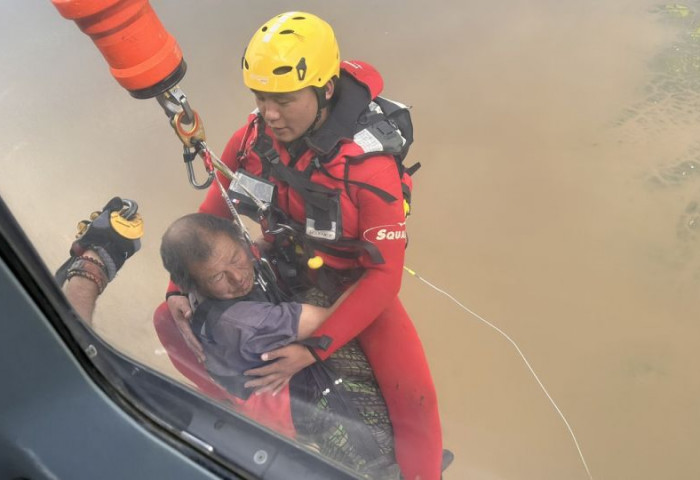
[301,79,337,140]
[300,84,330,140]
[315,85,330,109]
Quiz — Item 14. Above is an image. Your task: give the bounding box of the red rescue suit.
[160,60,442,480]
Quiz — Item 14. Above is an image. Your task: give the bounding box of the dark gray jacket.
[192,286,301,399]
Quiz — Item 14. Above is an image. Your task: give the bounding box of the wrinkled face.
[253,87,319,143]
[188,233,255,300]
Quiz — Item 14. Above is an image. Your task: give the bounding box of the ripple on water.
[613,3,700,281]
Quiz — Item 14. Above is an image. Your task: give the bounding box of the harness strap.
[251,123,386,265]
[299,336,333,352]
[279,217,384,264]
[253,131,340,213]
[315,158,398,203]
[310,237,384,264]
[401,182,412,204]
[405,161,421,176]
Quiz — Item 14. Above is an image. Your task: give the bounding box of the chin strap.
[298,84,330,142]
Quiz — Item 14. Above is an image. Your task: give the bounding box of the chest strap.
[251,126,386,264]
[253,131,338,212]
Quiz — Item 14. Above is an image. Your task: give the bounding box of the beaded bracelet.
[76,254,107,271]
[66,269,107,294]
[66,256,109,294]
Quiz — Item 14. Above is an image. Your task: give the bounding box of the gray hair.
[160,213,244,291]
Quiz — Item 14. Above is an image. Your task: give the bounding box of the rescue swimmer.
[159,12,444,480]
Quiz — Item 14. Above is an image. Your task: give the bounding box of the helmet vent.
[292,16,306,20]
[261,26,268,32]
[296,57,307,81]
[243,59,249,70]
[279,29,295,35]
[273,66,293,75]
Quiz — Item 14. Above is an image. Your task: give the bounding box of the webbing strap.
[316,160,398,203]
[253,132,339,212]
[314,237,385,265]
[253,126,386,265]
[405,161,421,176]
[299,335,333,352]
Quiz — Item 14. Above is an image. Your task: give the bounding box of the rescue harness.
[228,74,421,282]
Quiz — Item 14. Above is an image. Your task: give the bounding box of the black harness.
[239,71,420,270]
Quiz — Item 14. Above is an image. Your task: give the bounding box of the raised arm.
[62,250,103,323]
[59,197,143,324]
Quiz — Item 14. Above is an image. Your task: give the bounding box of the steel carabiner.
[182,146,215,190]
[119,198,139,220]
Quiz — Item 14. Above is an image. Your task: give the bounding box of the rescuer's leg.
[358,298,443,480]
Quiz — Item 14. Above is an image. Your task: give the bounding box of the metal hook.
[119,199,139,220]
[156,86,194,124]
[185,159,215,190]
[264,223,297,236]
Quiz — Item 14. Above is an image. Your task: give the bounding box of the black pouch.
[305,190,342,241]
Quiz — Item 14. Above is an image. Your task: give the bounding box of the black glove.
[70,197,143,279]
[56,197,143,287]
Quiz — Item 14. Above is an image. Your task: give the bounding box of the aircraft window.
[5,2,700,480]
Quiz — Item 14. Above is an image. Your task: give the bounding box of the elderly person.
[160,213,342,399]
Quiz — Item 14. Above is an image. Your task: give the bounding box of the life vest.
[229,60,419,270]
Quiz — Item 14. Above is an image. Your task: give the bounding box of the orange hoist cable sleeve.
[52,0,184,96]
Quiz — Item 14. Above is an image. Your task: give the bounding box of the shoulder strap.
[251,122,387,264]
[371,96,421,176]
[315,158,398,203]
[253,128,341,211]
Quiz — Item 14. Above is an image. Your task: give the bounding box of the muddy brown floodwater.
[2,1,700,478]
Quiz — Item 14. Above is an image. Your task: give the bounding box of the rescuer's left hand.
[244,343,316,395]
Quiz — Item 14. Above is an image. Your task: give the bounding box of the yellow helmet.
[242,12,340,93]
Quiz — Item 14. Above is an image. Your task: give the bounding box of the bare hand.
[244,344,315,395]
[167,295,205,363]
